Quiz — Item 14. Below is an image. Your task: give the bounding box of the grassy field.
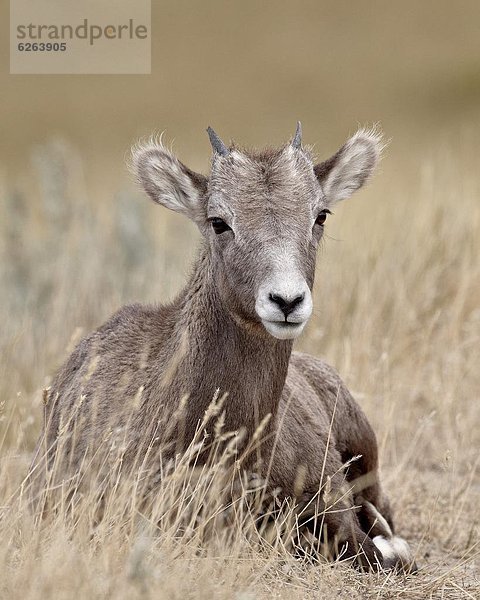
[0,133,478,599]
[2,1,480,597]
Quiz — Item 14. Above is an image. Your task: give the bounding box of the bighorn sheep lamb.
[29,123,415,571]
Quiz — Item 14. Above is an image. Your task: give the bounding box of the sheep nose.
[269,292,305,317]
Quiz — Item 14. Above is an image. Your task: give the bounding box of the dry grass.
[0,138,479,599]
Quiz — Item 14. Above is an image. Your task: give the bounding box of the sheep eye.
[315,209,331,227]
[209,218,231,234]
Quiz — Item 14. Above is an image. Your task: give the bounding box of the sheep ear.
[314,128,383,204]
[131,139,208,225]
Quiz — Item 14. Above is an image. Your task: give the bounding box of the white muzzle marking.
[255,273,312,340]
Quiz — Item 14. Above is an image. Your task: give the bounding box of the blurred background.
[3,0,480,189]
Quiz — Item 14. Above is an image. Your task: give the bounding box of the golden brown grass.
[0,138,479,599]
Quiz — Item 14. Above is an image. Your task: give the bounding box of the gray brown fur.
[29,125,415,571]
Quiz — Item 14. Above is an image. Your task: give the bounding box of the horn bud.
[291,121,302,149]
[206,126,229,157]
